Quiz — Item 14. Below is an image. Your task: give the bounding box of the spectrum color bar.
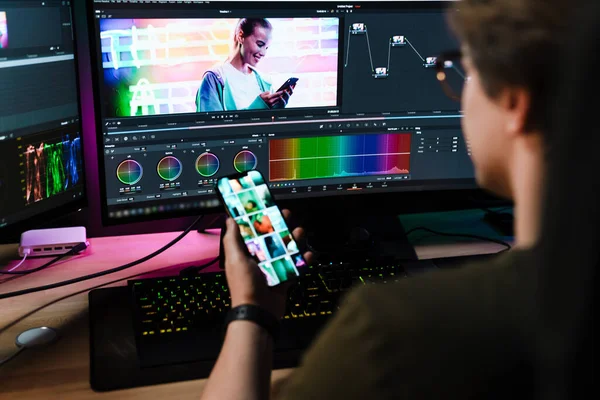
[269,133,411,181]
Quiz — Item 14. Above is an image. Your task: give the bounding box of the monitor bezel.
[86,0,498,228]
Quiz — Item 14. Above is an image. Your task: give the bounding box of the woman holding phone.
[196,18,296,112]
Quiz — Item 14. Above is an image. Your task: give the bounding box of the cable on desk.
[0,346,25,367]
[0,215,205,300]
[405,226,512,252]
[0,243,88,275]
[0,254,219,336]
[7,253,28,272]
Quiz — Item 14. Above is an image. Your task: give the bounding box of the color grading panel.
[116,159,143,186]
[195,152,220,177]
[103,137,266,206]
[102,121,473,209]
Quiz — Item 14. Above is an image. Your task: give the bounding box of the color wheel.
[195,152,220,177]
[157,156,182,181]
[116,159,143,185]
[233,150,257,173]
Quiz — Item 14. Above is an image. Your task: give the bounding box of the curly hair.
[449,0,574,133]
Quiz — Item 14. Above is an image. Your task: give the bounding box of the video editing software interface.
[0,0,84,229]
[90,0,474,221]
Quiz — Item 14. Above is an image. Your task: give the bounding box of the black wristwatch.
[224,304,280,341]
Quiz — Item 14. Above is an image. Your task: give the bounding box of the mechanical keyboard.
[130,259,410,367]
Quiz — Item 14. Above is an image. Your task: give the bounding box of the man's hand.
[223,211,312,319]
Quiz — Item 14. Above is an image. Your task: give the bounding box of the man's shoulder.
[277,250,537,400]
[349,250,536,331]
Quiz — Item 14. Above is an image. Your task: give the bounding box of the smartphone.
[276,77,298,93]
[216,170,306,287]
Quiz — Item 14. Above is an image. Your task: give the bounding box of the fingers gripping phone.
[276,77,298,93]
[216,170,306,287]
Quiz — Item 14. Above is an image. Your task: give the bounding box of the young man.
[200,0,576,398]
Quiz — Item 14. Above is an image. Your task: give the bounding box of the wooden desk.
[0,228,507,399]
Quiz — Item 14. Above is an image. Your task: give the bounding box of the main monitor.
[0,0,85,241]
[88,0,472,226]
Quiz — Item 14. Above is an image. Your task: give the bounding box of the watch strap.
[224,304,280,341]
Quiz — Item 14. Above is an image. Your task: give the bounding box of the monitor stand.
[302,213,418,262]
[192,212,418,272]
[194,213,226,271]
[483,210,514,237]
[197,213,226,234]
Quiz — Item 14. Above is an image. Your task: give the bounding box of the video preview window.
[0,11,8,49]
[218,170,305,286]
[99,17,340,117]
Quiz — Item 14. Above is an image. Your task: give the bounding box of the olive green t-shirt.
[277,250,536,399]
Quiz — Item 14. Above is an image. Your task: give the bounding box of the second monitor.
[88,1,472,225]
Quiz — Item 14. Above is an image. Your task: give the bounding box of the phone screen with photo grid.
[217,170,306,286]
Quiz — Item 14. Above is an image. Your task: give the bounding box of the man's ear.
[500,87,532,137]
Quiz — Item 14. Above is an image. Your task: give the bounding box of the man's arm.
[200,320,273,400]
[200,217,311,400]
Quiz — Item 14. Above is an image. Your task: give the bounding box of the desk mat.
[89,286,302,392]
[89,287,217,391]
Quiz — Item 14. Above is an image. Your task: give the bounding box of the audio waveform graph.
[269,133,411,182]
